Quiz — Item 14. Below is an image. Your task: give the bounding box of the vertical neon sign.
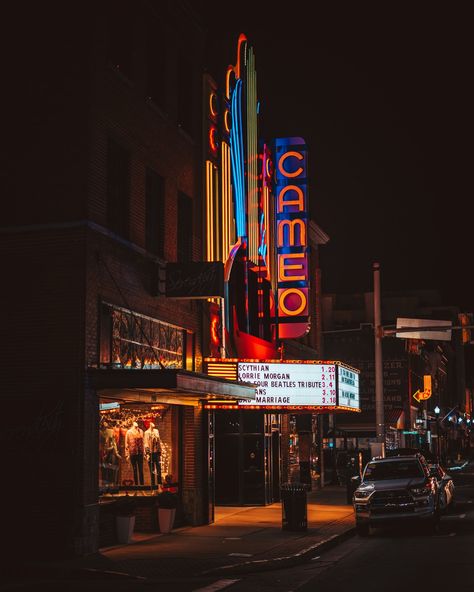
[274,137,310,339]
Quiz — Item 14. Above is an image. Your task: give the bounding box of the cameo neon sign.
[274,137,309,339]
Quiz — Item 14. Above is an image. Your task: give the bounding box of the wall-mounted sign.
[337,365,360,409]
[238,362,336,406]
[273,137,310,339]
[166,262,224,299]
[204,359,360,411]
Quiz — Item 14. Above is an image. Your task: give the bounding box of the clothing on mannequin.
[144,422,162,486]
[125,421,144,485]
[100,421,121,486]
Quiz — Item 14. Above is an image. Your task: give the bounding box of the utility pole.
[373,262,385,444]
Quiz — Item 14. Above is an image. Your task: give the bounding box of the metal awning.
[330,409,405,437]
[89,368,256,407]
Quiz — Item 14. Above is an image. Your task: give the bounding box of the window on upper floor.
[177,192,193,262]
[107,137,130,239]
[145,168,165,257]
[106,1,136,80]
[146,19,166,110]
[177,52,193,136]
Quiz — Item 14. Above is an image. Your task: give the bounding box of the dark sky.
[195,2,473,310]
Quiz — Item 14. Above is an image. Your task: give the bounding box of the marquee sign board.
[204,359,360,411]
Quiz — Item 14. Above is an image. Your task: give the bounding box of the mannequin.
[144,422,162,487]
[125,421,144,485]
[101,420,121,486]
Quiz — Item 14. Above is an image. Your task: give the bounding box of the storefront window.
[100,303,186,369]
[99,401,177,496]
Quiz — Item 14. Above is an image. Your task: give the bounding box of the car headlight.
[354,490,372,499]
[410,484,432,496]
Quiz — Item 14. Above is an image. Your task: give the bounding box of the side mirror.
[351,475,361,484]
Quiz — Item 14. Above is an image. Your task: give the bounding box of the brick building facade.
[1,1,255,559]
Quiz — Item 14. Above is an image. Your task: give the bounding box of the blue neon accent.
[230,79,246,238]
[258,212,267,265]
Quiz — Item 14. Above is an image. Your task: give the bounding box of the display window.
[99,400,178,496]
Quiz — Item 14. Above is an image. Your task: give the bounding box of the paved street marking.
[228,552,252,557]
[311,556,321,561]
[193,579,240,592]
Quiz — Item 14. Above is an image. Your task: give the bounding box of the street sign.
[403,430,418,435]
[413,389,431,402]
[396,318,452,341]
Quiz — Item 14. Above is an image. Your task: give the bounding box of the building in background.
[322,289,471,467]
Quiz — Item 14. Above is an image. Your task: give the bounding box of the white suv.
[352,454,440,536]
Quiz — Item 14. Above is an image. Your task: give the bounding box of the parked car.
[352,453,441,536]
[386,447,436,462]
[428,463,455,513]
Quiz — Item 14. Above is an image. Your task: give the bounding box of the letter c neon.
[278,151,304,178]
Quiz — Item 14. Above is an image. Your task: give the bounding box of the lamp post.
[434,405,441,462]
[373,262,384,445]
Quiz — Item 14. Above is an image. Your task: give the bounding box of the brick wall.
[0,227,91,558]
[2,0,208,559]
[182,406,206,525]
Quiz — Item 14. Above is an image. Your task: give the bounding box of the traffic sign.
[396,318,452,341]
[413,389,431,402]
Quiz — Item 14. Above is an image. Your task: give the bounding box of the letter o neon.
[279,288,307,316]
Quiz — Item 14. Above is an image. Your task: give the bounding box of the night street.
[3,1,473,587]
[229,467,474,592]
[4,465,473,592]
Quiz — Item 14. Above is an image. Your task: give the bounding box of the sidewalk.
[98,484,355,580]
[15,485,355,586]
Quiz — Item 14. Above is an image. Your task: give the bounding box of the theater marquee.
[204,359,360,412]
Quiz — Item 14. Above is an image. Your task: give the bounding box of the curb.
[199,526,356,576]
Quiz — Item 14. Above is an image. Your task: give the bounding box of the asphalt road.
[225,465,474,592]
[4,466,473,592]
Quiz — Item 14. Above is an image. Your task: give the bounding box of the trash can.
[281,483,307,531]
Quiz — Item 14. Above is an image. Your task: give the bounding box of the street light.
[434,406,441,462]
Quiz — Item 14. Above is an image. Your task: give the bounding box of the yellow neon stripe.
[206,162,209,260]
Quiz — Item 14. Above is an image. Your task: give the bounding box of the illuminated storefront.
[94,302,255,541]
[203,359,360,504]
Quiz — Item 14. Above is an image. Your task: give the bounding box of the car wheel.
[440,493,447,514]
[449,496,456,513]
[356,522,370,537]
[426,512,440,535]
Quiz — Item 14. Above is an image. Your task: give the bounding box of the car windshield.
[429,465,443,478]
[364,460,423,481]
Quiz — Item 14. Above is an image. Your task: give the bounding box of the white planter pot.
[158,508,176,534]
[116,515,135,544]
